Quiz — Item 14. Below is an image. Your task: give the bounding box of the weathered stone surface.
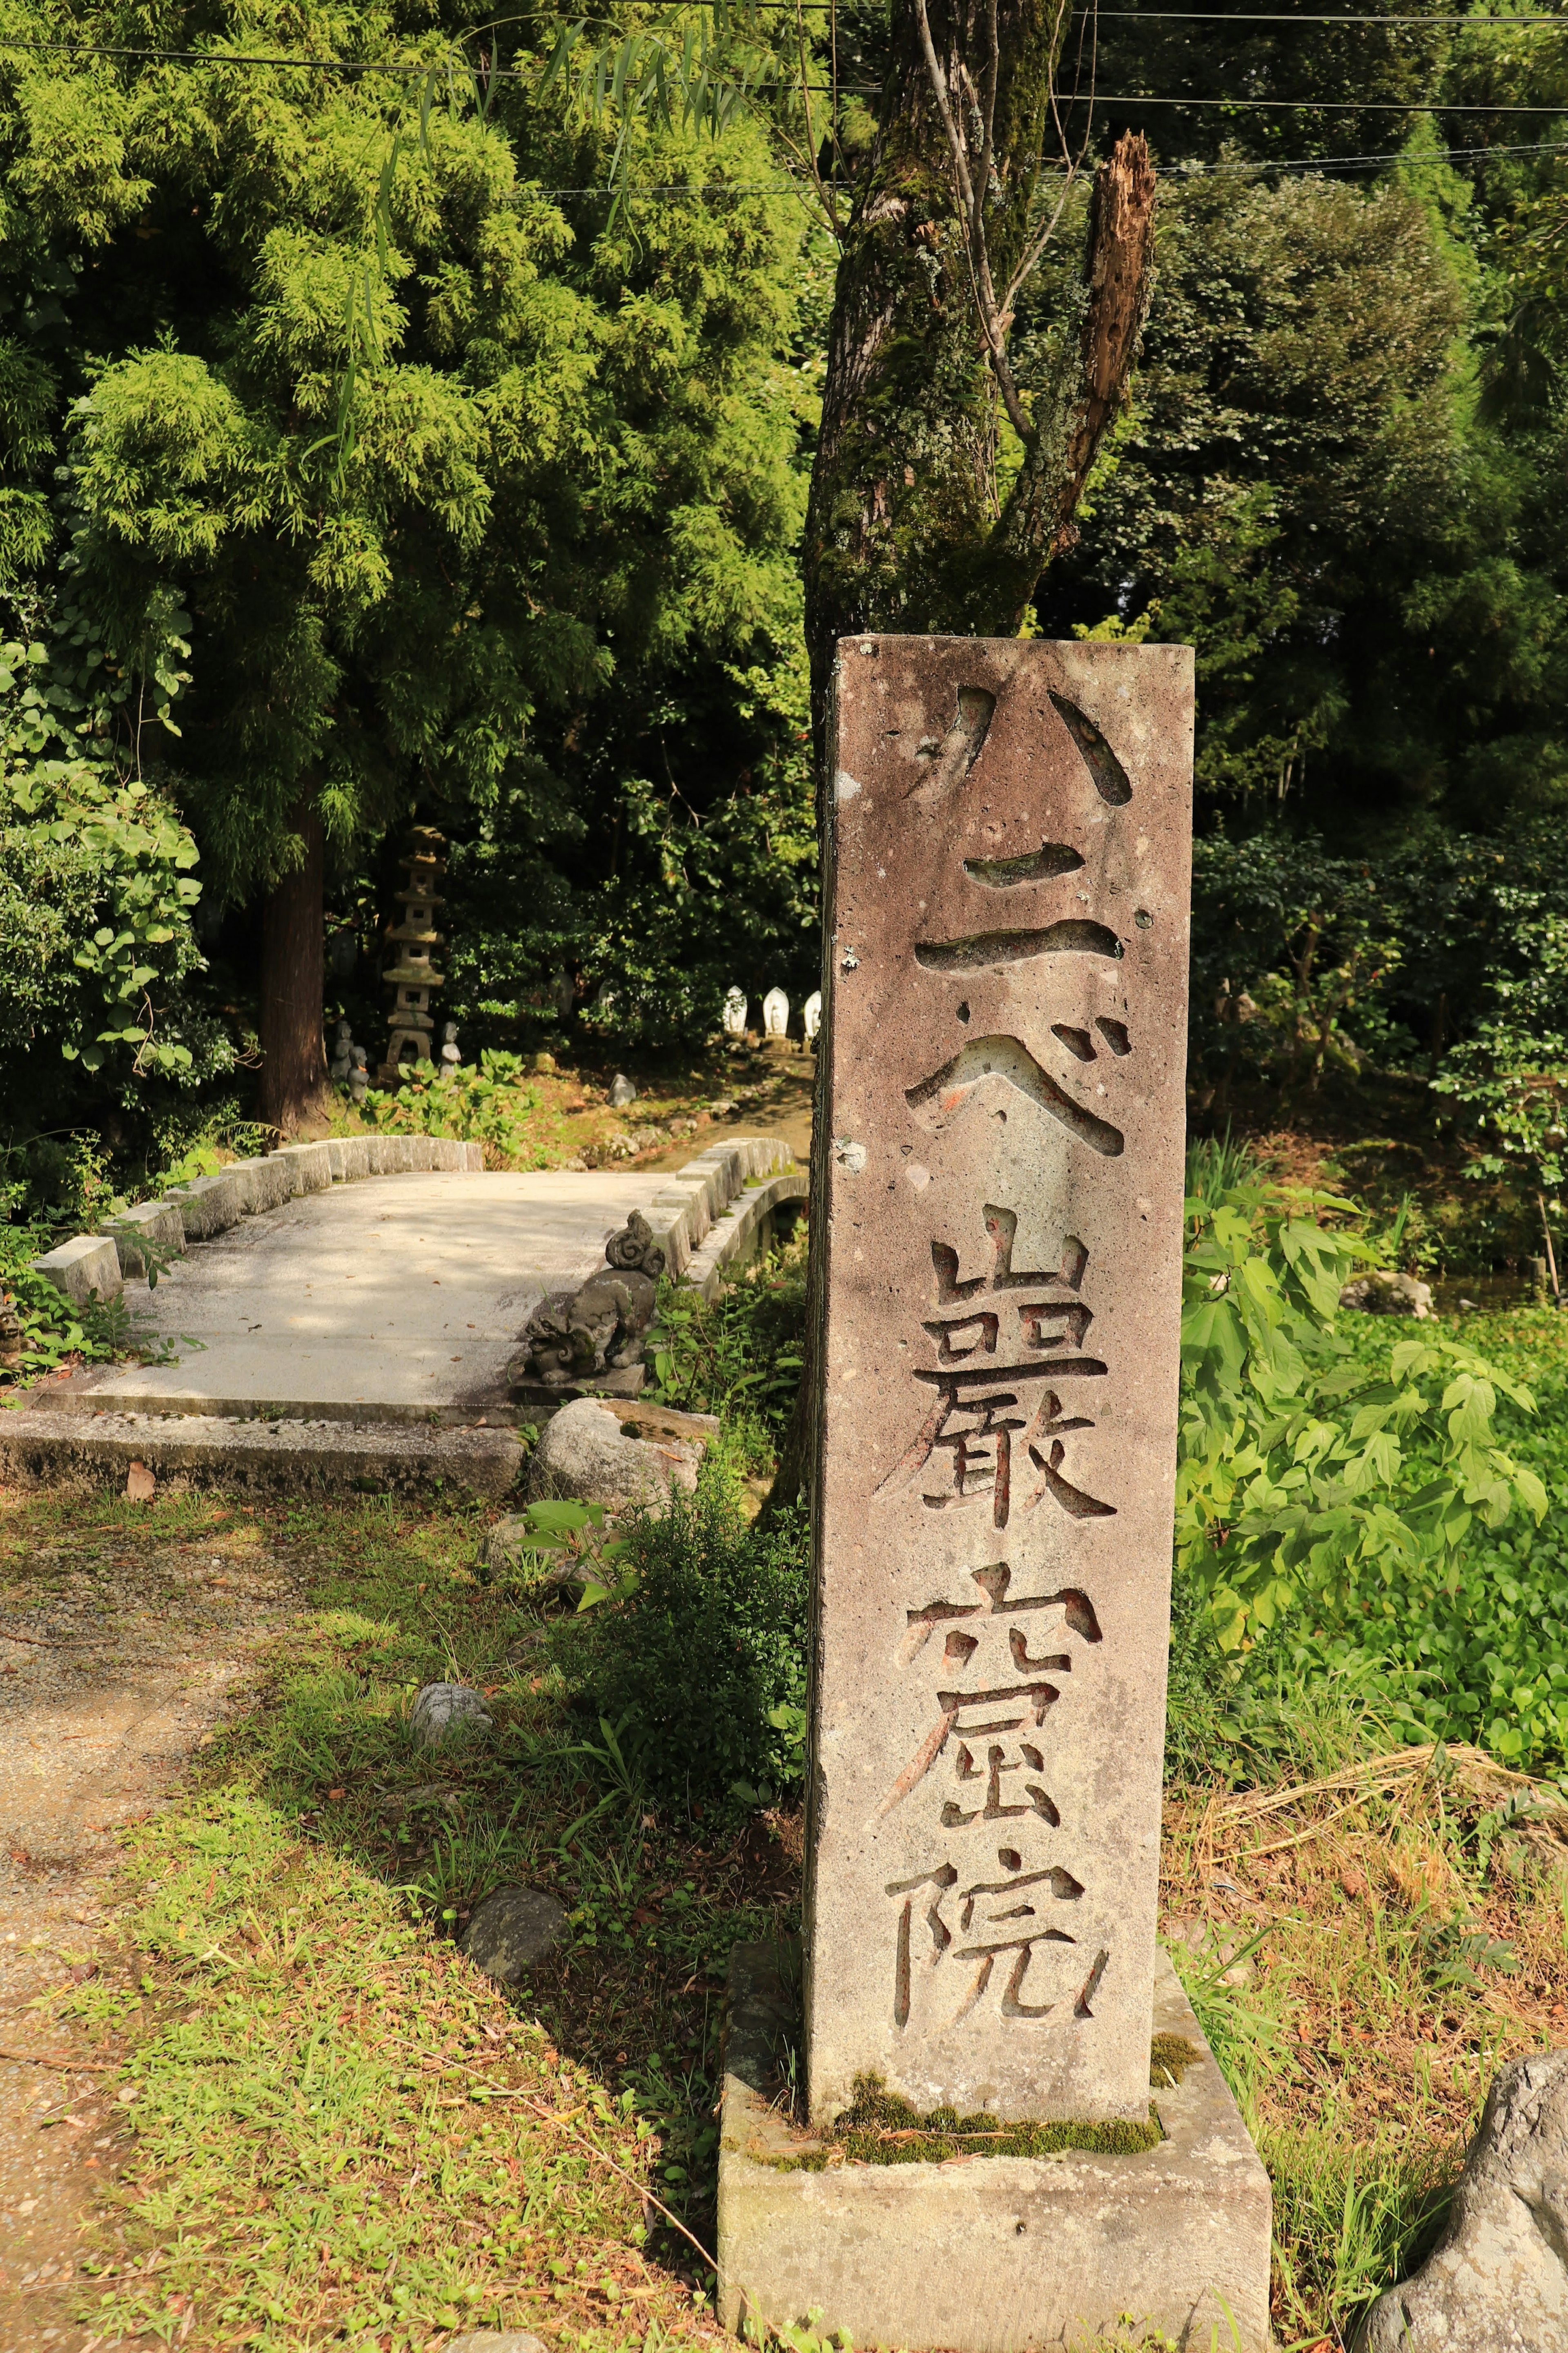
[806,638,1194,2128]
[108,1199,185,1281]
[517,1269,657,1388]
[0,1407,525,1497]
[410,1683,494,1744]
[275,1141,333,1195]
[50,1171,664,1423]
[31,1235,122,1308]
[610,1072,637,1107]
[446,2335,550,2353]
[526,1396,700,1508]
[1340,1271,1434,1318]
[718,1941,1270,2353]
[169,1169,247,1236]
[230,1156,293,1215]
[329,1136,372,1182]
[1354,2049,1568,2353]
[460,1885,568,1984]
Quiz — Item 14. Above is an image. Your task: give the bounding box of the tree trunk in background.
[802,0,1156,745]
[258,803,329,1136]
[773,14,1156,1519]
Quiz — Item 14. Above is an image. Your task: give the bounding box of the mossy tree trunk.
[258,802,330,1137]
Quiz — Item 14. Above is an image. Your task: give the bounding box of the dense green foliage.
[1173,1142,1568,1771]
[0,0,815,1198]
[552,1460,809,1817]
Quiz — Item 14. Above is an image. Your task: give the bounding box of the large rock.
[1340,1271,1434,1318]
[526,1396,699,1510]
[410,1683,493,1746]
[459,1885,568,1985]
[1354,2049,1568,2351]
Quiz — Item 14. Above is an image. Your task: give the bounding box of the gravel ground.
[0,1487,297,2351]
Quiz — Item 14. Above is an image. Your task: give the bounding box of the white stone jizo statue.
[802,990,822,1043]
[762,987,789,1037]
[722,986,748,1036]
[440,1021,462,1068]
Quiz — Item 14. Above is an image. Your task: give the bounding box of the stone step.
[0,1407,523,1499]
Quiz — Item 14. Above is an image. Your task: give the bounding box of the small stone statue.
[803,990,823,1043]
[347,1044,369,1103]
[514,1268,658,1387]
[604,1208,667,1278]
[609,1072,637,1108]
[328,1019,354,1083]
[722,986,747,1036]
[762,987,789,1038]
[440,1020,462,1068]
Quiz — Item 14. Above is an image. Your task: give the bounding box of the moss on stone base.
[763,2068,1167,2170]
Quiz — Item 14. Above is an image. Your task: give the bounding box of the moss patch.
[1150,2033,1204,2089]
[764,2071,1165,2170]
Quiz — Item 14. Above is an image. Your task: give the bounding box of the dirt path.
[0,1499,295,2350]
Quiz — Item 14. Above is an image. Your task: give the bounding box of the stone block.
[408,1136,436,1172]
[717,1943,1270,2353]
[652,1183,712,1246]
[228,1156,292,1214]
[275,1141,332,1195]
[31,1235,122,1309]
[638,1208,692,1280]
[169,1170,245,1237]
[429,1135,464,1171]
[107,1199,185,1281]
[463,1140,485,1172]
[326,1136,370,1182]
[807,638,1194,2126]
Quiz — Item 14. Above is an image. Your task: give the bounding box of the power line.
[0,31,1559,119]
[496,133,1568,191]
[1088,87,1568,98]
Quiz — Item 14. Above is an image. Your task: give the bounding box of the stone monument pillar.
[380,827,447,1081]
[717,637,1271,2353]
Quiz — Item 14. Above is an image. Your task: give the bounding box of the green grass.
[11,1270,1568,2350]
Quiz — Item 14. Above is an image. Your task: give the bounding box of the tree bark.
[772,18,1156,1522]
[258,801,330,1136]
[802,0,1156,749]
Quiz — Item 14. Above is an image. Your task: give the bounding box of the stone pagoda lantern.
[379,825,447,1080]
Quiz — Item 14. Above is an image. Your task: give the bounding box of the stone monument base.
[717,1943,1272,2353]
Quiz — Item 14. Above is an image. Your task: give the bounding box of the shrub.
[552,1455,808,1819]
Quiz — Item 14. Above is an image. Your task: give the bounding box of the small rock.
[126,1459,156,1503]
[1354,2048,1568,2350]
[709,1098,735,1116]
[1339,1271,1434,1319]
[410,1683,493,1746]
[459,1885,568,1985]
[608,1072,637,1107]
[448,2334,551,2353]
[531,1052,556,1074]
[528,1396,700,1510]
